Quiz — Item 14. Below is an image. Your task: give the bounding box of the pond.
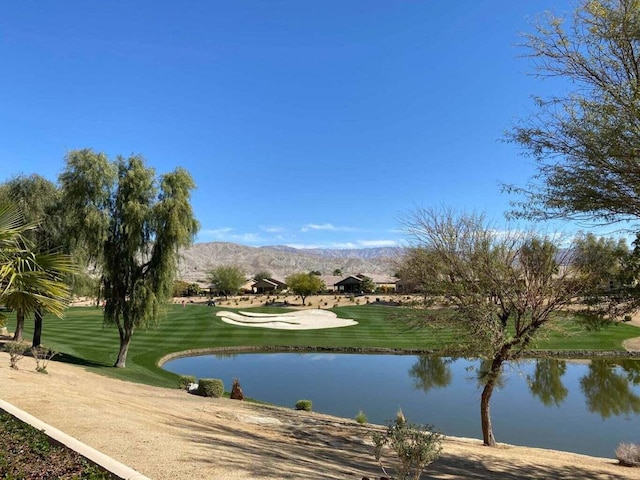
[163,353,640,458]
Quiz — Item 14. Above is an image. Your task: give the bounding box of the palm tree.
[0,203,76,346]
[0,203,34,333]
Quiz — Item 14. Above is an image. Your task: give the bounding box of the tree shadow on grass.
[53,352,110,368]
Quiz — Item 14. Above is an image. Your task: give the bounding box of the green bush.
[178,375,196,390]
[372,416,444,480]
[295,399,312,412]
[355,410,367,424]
[616,442,640,467]
[197,378,224,398]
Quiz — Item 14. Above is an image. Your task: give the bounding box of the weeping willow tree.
[60,149,199,368]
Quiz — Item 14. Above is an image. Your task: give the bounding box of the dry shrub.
[616,442,640,467]
[4,341,29,369]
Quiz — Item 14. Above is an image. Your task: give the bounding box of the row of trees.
[0,149,199,367]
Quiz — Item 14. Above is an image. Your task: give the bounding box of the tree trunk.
[480,378,496,446]
[114,329,132,368]
[301,295,307,306]
[481,356,507,447]
[13,309,24,341]
[32,310,43,348]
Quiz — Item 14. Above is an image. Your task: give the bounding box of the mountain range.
[177,242,401,283]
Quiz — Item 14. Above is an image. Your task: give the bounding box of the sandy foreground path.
[1,353,639,480]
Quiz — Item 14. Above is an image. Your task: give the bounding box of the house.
[334,273,398,294]
[318,275,342,292]
[252,277,287,294]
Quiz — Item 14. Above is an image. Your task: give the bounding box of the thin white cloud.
[285,243,323,250]
[199,228,233,237]
[197,228,262,244]
[260,225,286,233]
[301,223,337,232]
[301,223,357,233]
[358,239,399,248]
[285,239,399,250]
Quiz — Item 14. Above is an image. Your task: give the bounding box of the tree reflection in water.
[408,356,640,420]
[409,356,453,393]
[618,359,640,385]
[580,359,640,419]
[527,358,568,407]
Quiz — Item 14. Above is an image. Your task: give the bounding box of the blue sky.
[1,1,587,249]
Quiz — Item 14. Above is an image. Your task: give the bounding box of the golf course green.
[5,303,640,388]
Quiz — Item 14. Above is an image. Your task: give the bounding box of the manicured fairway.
[5,304,640,388]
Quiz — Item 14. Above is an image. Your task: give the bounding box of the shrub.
[197,378,224,398]
[178,375,196,390]
[230,378,244,400]
[355,410,367,424]
[295,399,312,412]
[31,346,57,374]
[4,341,29,370]
[616,442,640,467]
[372,416,444,480]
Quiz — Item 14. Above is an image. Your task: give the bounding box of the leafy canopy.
[208,266,246,298]
[507,0,640,226]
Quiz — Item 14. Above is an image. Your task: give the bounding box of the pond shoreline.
[157,345,640,366]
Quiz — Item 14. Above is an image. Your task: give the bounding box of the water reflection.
[475,359,505,389]
[580,360,640,418]
[213,352,238,359]
[409,355,640,420]
[527,358,568,407]
[619,359,640,385]
[409,356,452,392]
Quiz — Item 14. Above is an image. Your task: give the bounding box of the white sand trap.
[216,309,358,330]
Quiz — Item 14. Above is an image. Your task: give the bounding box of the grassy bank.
[5,303,640,388]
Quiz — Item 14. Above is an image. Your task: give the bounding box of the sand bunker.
[216,309,357,330]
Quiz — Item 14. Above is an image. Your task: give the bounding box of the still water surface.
[163,353,640,458]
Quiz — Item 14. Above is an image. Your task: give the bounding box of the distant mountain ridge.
[177,242,400,283]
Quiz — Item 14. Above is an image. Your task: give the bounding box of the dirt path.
[1,353,638,480]
[622,313,640,352]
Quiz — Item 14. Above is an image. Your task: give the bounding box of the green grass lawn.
[4,304,640,388]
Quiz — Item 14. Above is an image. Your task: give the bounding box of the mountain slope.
[178,242,399,282]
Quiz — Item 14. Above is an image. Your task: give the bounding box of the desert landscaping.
[2,297,640,479]
[2,350,640,480]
